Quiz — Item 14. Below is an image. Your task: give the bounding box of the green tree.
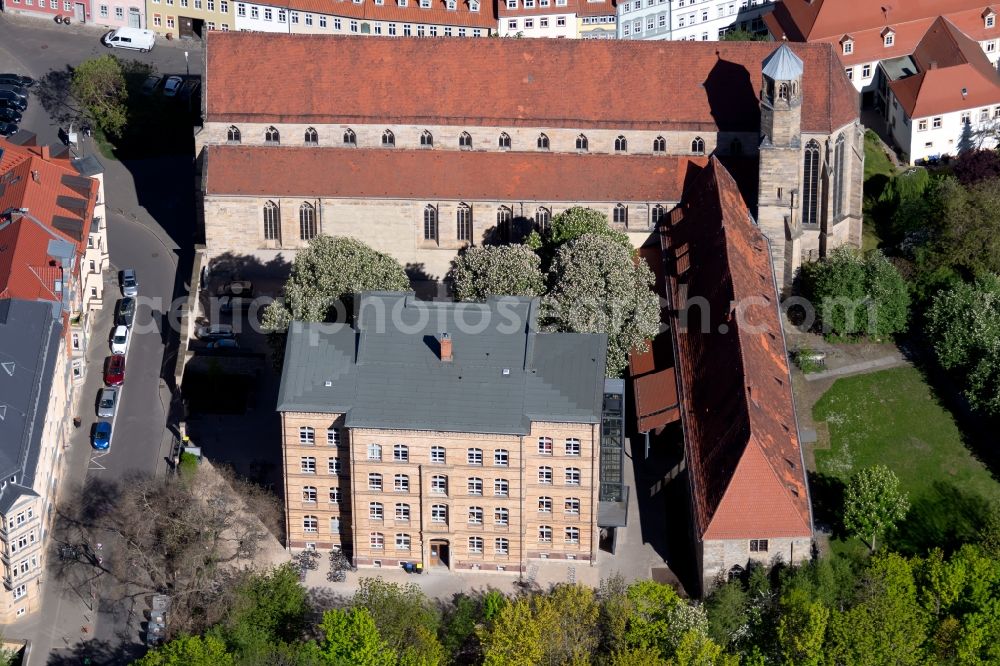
[351,578,442,662]
[599,574,632,654]
[220,563,309,660]
[719,28,767,41]
[439,594,480,664]
[546,207,633,252]
[533,584,600,665]
[544,233,661,376]
[624,580,682,655]
[482,590,507,622]
[704,580,749,650]
[262,235,410,331]
[825,554,928,666]
[319,607,396,666]
[610,646,667,665]
[801,248,909,339]
[925,274,1000,414]
[449,244,545,301]
[479,597,544,666]
[843,464,910,552]
[71,54,128,136]
[134,634,235,666]
[775,589,828,666]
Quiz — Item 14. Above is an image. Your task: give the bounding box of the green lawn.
[863,130,895,181]
[813,365,1000,552]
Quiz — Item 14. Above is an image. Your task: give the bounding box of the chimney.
[31,170,39,183]
[440,332,453,363]
[962,87,968,98]
[41,145,50,160]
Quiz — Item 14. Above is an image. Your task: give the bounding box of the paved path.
[802,352,908,382]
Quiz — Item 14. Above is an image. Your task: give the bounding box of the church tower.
[757,43,805,293]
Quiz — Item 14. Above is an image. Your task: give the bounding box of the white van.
[102,28,156,53]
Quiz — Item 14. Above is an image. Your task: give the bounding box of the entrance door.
[74,2,85,22]
[178,15,194,38]
[429,540,449,568]
[128,8,140,27]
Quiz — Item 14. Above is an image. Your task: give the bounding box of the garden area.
[812,365,1000,555]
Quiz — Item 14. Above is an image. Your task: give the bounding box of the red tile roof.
[288,0,496,28]
[766,0,1000,67]
[205,145,708,201]
[889,17,1000,117]
[575,0,615,17]
[0,139,97,302]
[661,157,811,541]
[205,33,858,134]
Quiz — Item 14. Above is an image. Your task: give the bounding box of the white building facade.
[498,0,576,38]
[617,0,775,41]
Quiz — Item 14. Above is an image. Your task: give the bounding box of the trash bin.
[415,562,424,574]
[402,562,414,574]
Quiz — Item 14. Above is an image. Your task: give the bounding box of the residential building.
[277,293,609,571]
[652,157,813,592]
[577,0,616,38]
[498,0,578,37]
[765,0,1000,101]
[91,0,144,29]
[146,0,233,38]
[618,0,776,41]
[232,0,495,37]
[0,299,70,622]
[198,34,863,291]
[0,136,106,381]
[1,0,90,23]
[882,17,1000,163]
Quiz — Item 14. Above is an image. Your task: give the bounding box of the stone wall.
[698,535,813,593]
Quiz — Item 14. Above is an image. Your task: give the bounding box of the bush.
[178,451,199,477]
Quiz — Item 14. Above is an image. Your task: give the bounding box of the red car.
[104,354,125,386]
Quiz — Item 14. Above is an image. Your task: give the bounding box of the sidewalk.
[0,11,204,52]
[5,276,120,665]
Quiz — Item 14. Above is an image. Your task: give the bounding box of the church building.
[196,33,862,291]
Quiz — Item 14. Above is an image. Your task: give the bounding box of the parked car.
[0,107,21,124]
[218,295,252,314]
[140,74,162,95]
[111,325,130,355]
[92,421,112,450]
[0,74,34,88]
[116,297,136,328]
[120,268,138,296]
[0,91,26,112]
[207,338,239,350]
[104,354,126,386]
[97,388,119,419]
[216,280,254,297]
[195,324,235,341]
[0,84,28,101]
[0,122,16,137]
[178,79,200,102]
[102,27,156,52]
[162,76,183,97]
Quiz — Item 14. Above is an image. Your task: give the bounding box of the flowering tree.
[449,245,545,302]
[262,235,409,331]
[843,465,910,553]
[543,234,660,377]
[546,207,632,252]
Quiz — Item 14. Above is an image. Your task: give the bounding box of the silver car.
[97,387,119,419]
[121,269,138,297]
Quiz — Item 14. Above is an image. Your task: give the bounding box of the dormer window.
[506,0,516,7]
[398,0,407,6]
[446,0,455,8]
[469,0,479,9]
[841,36,853,55]
[419,0,430,6]
[882,27,894,47]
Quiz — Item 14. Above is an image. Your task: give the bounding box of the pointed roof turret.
[762,43,804,80]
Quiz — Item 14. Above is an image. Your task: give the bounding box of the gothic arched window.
[803,140,821,226]
[833,134,846,219]
[691,137,705,154]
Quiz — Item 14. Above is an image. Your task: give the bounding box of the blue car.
[92,421,112,450]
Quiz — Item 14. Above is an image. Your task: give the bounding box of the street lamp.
[184,51,190,77]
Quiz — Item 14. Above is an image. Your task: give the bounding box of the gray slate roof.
[0,299,62,514]
[762,43,804,81]
[277,292,608,435]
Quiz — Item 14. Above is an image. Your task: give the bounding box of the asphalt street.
[0,14,203,663]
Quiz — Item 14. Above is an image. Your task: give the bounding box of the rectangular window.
[750,539,769,552]
[250,4,259,16]
[194,0,201,8]
[467,448,483,465]
[318,16,326,27]
[538,437,553,455]
[988,41,997,53]
[540,17,548,27]
[933,117,942,129]
[845,67,853,81]
[351,19,358,31]
[220,0,227,10]
[395,503,410,521]
[565,438,581,456]
[508,19,517,29]
[368,473,383,491]
[524,18,534,28]
[300,457,316,473]
[394,444,409,462]
[263,6,271,19]
[299,427,315,444]
[430,446,446,464]
[962,112,971,125]
[493,479,508,497]
[917,119,927,131]
[981,108,990,122]
[207,0,213,8]
[305,13,313,24]
[862,63,872,78]
[327,428,340,446]
[556,16,565,25]
[328,458,340,475]
[237,2,245,15]
[988,14,996,27]
[494,449,509,466]
[843,41,853,55]
[329,488,341,503]
[99,4,108,16]
[394,474,409,492]
[13,585,26,600]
